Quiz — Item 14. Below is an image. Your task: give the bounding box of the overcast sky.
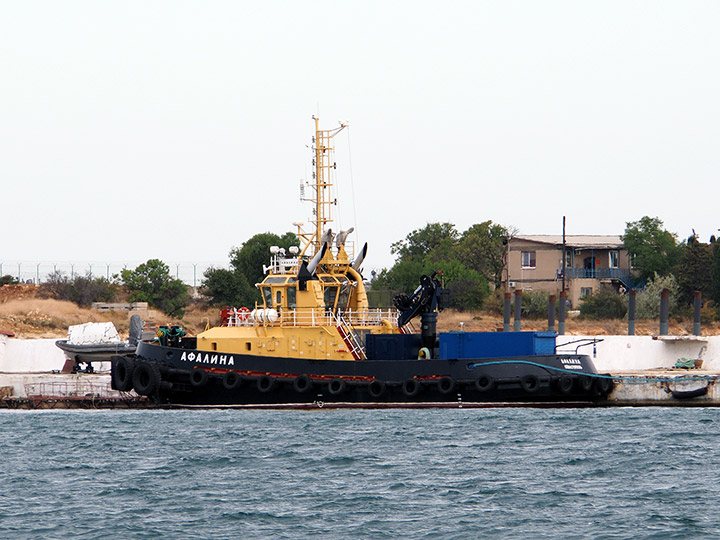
[2,1,719,280]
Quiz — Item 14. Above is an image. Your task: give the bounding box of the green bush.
[0,275,18,286]
[39,271,119,307]
[580,288,627,319]
[635,273,679,319]
[521,290,549,319]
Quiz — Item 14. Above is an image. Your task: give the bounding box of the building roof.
[513,235,624,249]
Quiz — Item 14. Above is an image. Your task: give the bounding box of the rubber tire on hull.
[475,374,496,393]
[402,379,421,397]
[520,374,540,394]
[257,375,275,393]
[293,375,312,393]
[223,371,241,390]
[190,368,209,388]
[437,376,455,394]
[556,375,574,395]
[595,376,614,396]
[368,380,386,398]
[113,356,135,392]
[133,362,161,396]
[328,378,346,396]
[578,375,594,393]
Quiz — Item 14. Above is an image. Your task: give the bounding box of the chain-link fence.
[0,261,228,287]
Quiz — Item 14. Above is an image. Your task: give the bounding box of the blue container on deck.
[438,331,557,360]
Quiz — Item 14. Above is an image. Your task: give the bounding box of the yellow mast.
[301,116,347,256]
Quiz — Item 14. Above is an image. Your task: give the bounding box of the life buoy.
[437,376,455,394]
[257,375,275,393]
[190,368,209,387]
[520,374,540,393]
[132,362,160,396]
[112,356,135,392]
[402,378,421,397]
[223,371,242,390]
[238,307,250,321]
[475,374,496,392]
[328,378,346,395]
[368,380,386,398]
[293,374,312,393]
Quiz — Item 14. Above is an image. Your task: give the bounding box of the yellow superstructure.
[195,118,401,361]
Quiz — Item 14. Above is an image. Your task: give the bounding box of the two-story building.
[506,235,632,308]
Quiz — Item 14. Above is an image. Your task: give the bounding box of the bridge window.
[324,286,338,311]
[261,287,272,307]
[287,286,296,309]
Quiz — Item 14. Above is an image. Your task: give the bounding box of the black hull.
[110,341,613,407]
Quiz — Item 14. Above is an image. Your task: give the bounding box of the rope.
[468,360,718,384]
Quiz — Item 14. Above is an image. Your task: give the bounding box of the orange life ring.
[238,307,250,321]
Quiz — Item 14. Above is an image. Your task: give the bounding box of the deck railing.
[223,307,400,329]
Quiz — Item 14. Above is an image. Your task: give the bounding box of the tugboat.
[112,117,613,407]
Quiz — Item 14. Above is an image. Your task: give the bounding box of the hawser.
[111,117,612,407]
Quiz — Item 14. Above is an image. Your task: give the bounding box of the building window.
[521,251,536,269]
[609,250,619,269]
[580,287,593,299]
[565,250,573,268]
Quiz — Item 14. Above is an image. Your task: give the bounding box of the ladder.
[335,316,366,360]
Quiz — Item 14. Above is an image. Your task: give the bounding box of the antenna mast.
[306,116,346,254]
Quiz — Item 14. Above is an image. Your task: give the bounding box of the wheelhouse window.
[261,287,272,307]
[609,250,619,269]
[521,251,536,269]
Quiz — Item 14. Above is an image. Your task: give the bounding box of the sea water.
[1,408,719,539]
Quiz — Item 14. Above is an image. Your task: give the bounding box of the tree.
[455,221,508,289]
[390,222,459,261]
[711,239,720,314]
[202,232,299,307]
[121,259,189,317]
[229,232,299,287]
[675,235,713,306]
[622,216,681,283]
[201,267,256,308]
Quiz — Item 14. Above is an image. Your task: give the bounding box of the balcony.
[563,267,632,284]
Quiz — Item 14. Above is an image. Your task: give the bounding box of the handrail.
[555,338,604,356]
[223,307,400,329]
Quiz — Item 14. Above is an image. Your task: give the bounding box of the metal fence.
[0,261,228,287]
